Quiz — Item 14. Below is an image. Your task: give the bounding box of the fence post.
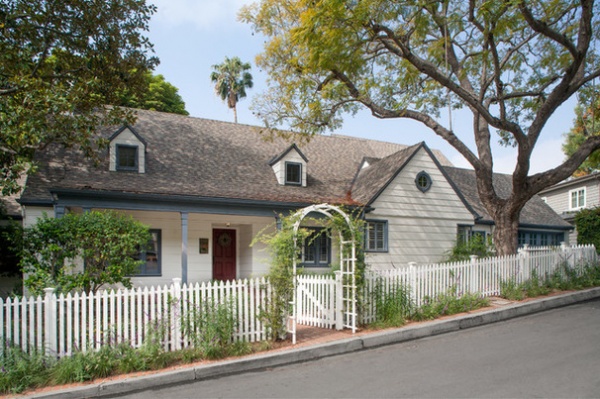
[408,262,418,307]
[518,244,530,283]
[470,255,479,294]
[171,278,182,350]
[43,288,57,357]
[334,271,343,330]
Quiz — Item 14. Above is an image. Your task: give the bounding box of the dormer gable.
[109,125,147,173]
[268,143,308,187]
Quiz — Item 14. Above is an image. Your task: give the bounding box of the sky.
[146,0,578,175]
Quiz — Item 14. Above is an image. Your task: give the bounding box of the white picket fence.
[1,244,597,358]
[361,244,598,323]
[0,277,271,358]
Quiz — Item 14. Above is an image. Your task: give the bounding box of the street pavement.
[22,287,600,399]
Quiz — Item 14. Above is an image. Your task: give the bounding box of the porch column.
[181,212,188,284]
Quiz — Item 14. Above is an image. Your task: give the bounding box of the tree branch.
[330,69,481,168]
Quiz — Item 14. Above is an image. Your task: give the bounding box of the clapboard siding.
[365,148,473,268]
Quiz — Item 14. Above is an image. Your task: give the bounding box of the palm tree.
[210,57,253,123]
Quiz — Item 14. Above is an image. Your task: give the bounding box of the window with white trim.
[365,220,388,252]
[135,229,161,276]
[569,188,586,210]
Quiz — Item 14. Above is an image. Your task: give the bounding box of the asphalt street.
[118,297,600,398]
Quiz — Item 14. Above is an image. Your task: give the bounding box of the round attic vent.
[415,171,432,193]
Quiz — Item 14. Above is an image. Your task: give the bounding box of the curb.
[24,287,600,399]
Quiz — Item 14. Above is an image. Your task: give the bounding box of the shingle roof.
[21,109,447,207]
[443,166,572,229]
[350,143,422,204]
[18,109,571,230]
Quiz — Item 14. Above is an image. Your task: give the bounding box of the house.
[538,172,600,244]
[18,109,572,286]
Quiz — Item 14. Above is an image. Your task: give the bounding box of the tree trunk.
[233,105,238,124]
[492,211,520,256]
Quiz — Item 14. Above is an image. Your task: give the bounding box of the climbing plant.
[251,206,365,341]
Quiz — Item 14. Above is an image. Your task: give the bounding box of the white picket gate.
[295,274,340,329]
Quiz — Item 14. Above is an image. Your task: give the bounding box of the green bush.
[500,262,600,301]
[0,347,49,394]
[181,298,250,359]
[575,207,600,249]
[20,211,151,295]
[500,278,525,300]
[411,288,490,321]
[370,280,413,328]
[445,234,495,262]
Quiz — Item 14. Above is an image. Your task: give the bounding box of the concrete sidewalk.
[22,287,600,399]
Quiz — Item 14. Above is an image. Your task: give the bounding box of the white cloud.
[150,0,254,30]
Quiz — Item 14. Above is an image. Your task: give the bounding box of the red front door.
[213,229,236,281]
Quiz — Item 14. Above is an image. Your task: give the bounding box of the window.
[116,145,138,171]
[518,231,564,248]
[415,171,432,193]
[569,188,586,210]
[285,162,302,185]
[135,229,161,276]
[518,232,526,246]
[365,220,388,252]
[302,228,330,267]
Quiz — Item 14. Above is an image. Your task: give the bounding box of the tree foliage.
[575,207,600,249]
[210,56,254,123]
[0,0,158,195]
[20,211,151,295]
[563,98,600,176]
[241,0,600,255]
[116,72,189,116]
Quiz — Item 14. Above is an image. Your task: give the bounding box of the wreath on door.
[218,232,232,247]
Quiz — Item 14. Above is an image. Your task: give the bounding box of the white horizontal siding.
[366,148,473,269]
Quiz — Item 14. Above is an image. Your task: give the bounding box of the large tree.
[210,56,254,123]
[563,98,600,176]
[116,72,189,116]
[241,0,600,255]
[0,0,158,195]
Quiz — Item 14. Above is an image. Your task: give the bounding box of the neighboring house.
[538,172,600,244]
[18,110,572,286]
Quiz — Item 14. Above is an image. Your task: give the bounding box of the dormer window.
[269,143,308,187]
[109,125,146,173]
[116,145,139,171]
[285,162,302,185]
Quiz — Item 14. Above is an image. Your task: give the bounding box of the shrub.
[445,234,495,262]
[500,278,525,300]
[182,298,240,359]
[0,347,50,394]
[575,207,600,249]
[370,280,413,328]
[20,211,151,295]
[411,288,490,321]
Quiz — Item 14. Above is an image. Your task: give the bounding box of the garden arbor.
[290,204,357,344]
